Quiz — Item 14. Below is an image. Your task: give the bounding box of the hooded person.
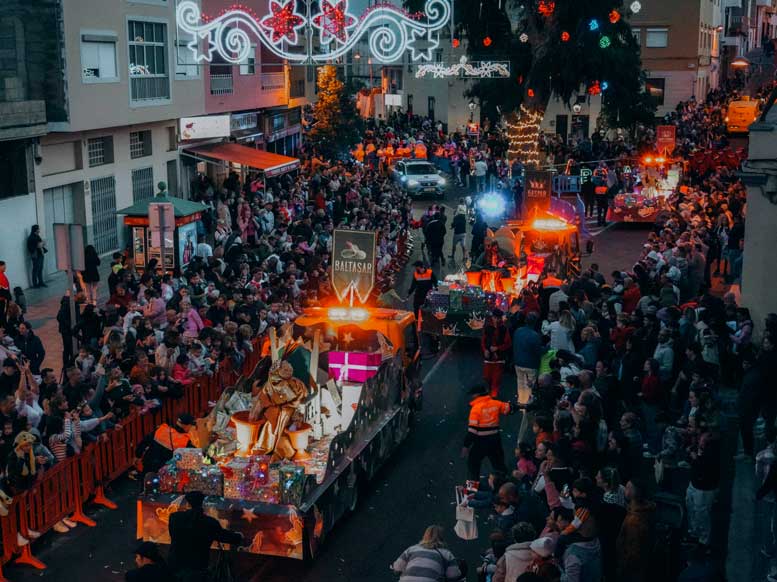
[134,413,197,476]
[7,431,37,494]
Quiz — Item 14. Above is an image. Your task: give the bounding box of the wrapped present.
[158,464,178,493]
[186,466,224,496]
[279,464,306,506]
[449,289,464,311]
[174,448,204,471]
[428,292,450,309]
[221,457,251,499]
[328,351,381,383]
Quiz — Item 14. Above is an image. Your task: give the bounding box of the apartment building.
[0,1,67,288]
[631,0,722,116]
[0,0,309,286]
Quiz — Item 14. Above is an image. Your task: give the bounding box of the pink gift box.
[328,351,381,383]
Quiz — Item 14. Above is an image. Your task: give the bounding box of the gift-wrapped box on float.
[328,351,381,383]
[174,448,204,470]
[186,465,224,496]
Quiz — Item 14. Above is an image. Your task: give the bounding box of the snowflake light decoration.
[312,0,357,44]
[260,0,305,44]
[630,1,642,14]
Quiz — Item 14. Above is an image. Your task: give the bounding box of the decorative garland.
[176,0,451,65]
[414,56,510,79]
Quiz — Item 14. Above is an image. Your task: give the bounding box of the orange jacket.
[466,395,511,441]
[154,424,191,452]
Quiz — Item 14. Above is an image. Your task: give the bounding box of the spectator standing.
[0,261,9,292]
[15,322,45,375]
[26,225,46,288]
[81,245,101,305]
[125,542,171,582]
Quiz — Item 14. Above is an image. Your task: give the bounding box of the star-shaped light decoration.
[312,0,357,45]
[408,28,439,62]
[261,0,306,44]
[188,33,216,63]
[242,508,259,523]
[342,332,354,346]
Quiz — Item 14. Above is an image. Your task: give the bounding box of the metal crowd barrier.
[0,342,262,581]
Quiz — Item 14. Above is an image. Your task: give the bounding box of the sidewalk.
[22,261,113,374]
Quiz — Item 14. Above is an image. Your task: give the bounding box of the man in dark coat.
[423,211,447,267]
[14,322,45,375]
[168,491,243,579]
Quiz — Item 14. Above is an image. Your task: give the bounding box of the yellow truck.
[726,97,760,134]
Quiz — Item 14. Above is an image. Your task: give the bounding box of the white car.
[392,159,447,198]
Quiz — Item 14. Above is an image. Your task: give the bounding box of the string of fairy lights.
[506,104,544,165]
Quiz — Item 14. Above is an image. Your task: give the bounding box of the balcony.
[261,72,285,91]
[0,99,47,141]
[210,74,233,95]
[756,0,775,7]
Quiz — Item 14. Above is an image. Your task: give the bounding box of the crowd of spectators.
[392,87,768,582]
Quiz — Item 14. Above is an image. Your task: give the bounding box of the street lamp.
[731,56,751,68]
[468,100,477,122]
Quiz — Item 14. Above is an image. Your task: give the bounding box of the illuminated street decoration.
[415,56,510,79]
[176,0,452,64]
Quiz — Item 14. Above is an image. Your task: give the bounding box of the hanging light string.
[506,104,544,166]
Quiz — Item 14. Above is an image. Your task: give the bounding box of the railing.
[261,72,285,91]
[0,347,263,581]
[130,76,170,102]
[210,73,234,95]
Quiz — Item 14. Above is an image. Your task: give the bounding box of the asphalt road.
[4,183,652,582]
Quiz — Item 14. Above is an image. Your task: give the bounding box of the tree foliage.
[308,65,363,159]
[405,0,655,129]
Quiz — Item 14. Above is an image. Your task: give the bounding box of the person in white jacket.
[493,522,536,582]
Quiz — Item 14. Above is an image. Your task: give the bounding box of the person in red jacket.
[481,309,512,397]
[621,278,641,314]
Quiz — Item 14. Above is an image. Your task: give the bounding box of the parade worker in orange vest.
[462,383,512,480]
[135,413,197,475]
[406,260,437,317]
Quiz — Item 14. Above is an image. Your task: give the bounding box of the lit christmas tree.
[308,65,363,159]
[406,0,655,166]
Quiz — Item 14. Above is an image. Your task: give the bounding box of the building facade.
[631,0,722,116]
[0,0,308,288]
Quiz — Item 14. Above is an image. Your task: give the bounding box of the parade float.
[137,230,422,560]
[607,153,684,224]
[420,176,581,339]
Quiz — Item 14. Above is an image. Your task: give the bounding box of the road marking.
[422,339,458,384]
[591,221,618,237]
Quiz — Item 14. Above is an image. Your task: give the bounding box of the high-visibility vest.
[468,396,510,436]
[414,270,432,281]
[153,424,191,452]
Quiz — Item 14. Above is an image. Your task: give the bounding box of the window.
[288,108,301,126]
[167,126,177,151]
[128,20,170,102]
[239,44,256,75]
[81,34,118,81]
[0,140,28,201]
[435,50,443,63]
[646,28,669,48]
[130,130,152,159]
[87,136,114,167]
[132,167,154,202]
[175,31,199,79]
[645,78,666,106]
[90,176,119,254]
[271,114,285,133]
[631,28,641,45]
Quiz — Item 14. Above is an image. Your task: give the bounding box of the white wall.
[35,120,179,254]
[0,193,38,290]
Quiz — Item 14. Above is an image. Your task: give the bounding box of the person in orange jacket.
[462,384,513,480]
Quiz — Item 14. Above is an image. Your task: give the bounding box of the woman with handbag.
[392,525,463,582]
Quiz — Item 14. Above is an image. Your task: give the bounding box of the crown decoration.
[433,307,448,320]
[467,313,486,330]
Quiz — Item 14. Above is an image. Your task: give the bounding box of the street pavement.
[1,185,754,581]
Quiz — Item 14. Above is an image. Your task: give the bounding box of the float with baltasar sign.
[137,230,422,561]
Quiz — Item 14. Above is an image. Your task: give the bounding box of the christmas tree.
[406,0,655,165]
[308,65,363,160]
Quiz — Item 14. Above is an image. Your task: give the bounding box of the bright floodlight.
[478,192,507,218]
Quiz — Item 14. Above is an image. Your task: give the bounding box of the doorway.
[555,115,569,142]
[43,184,75,276]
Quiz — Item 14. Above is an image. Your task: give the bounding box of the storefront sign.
[524,170,553,213]
[656,125,676,153]
[180,115,231,141]
[331,229,377,304]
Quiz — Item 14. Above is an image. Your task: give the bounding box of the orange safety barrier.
[0,340,262,578]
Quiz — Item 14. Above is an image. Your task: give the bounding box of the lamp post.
[468,100,477,122]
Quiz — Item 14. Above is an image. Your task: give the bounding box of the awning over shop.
[184,143,300,178]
